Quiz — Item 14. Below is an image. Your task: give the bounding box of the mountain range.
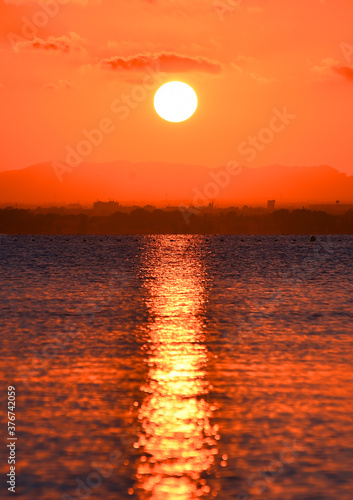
[0,161,352,206]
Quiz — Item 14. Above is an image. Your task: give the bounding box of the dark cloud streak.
[100,51,222,74]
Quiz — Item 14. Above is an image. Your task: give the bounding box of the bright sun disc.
[154,82,198,123]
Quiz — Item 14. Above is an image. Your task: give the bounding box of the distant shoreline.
[0,207,352,235]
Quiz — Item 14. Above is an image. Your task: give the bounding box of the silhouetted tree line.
[0,208,353,234]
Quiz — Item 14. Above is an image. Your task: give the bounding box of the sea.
[0,235,352,500]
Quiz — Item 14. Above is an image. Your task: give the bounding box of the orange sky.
[1,0,353,175]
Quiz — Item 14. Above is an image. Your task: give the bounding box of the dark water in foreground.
[0,235,352,500]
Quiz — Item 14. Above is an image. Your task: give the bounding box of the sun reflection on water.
[135,237,220,499]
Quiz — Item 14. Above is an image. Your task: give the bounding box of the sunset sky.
[1,0,353,174]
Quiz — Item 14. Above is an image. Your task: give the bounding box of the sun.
[154,82,198,123]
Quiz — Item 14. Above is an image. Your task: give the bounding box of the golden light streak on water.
[136,237,220,499]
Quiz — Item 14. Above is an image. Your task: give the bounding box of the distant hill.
[0,161,352,205]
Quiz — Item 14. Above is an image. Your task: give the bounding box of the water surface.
[0,235,352,499]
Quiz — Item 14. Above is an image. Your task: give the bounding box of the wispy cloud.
[44,80,73,90]
[14,32,86,54]
[310,58,353,82]
[3,0,100,5]
[250,72,278,84]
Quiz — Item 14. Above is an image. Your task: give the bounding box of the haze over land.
[0,161,352,206]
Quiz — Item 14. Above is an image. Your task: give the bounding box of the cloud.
[44,80,73,90]
[14,32,86,53]
[333,65,353,81]
[250,72,278,84]
[231,57,277,83]
[310,58,353,82]
[236,54,258,65]
[230,62,243,74]
[310,58,340,78]
[231,54,260,74]
[4,0,100,4]
[99,52,222,74]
